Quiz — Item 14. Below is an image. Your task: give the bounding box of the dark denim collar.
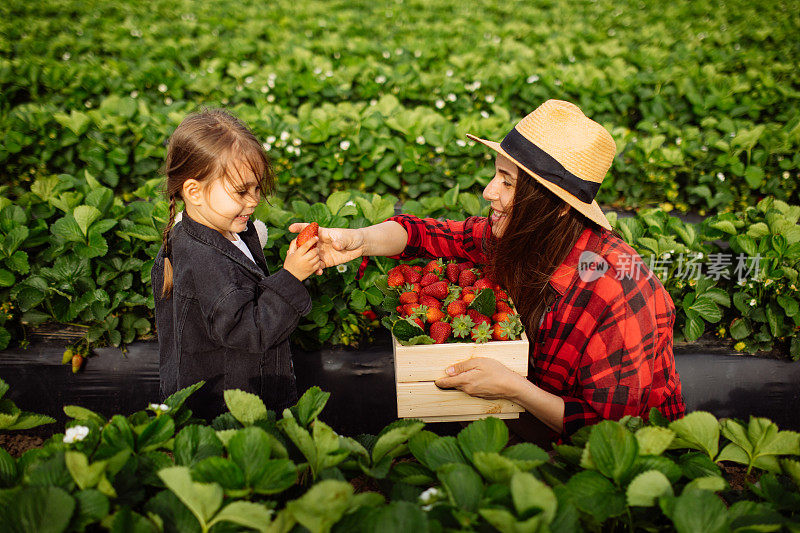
[180,211,269,278]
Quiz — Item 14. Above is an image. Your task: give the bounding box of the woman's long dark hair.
[485,168,591,335]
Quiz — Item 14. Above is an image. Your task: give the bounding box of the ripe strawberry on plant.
[400,264,422,283]
[467,309,491,327]
[71,353,84,373]
[420,273,440,287]
[445,263,460,283]
[423,259,444,276]
[451,315,475,338]
[399,291,418,304]
[470,322,492,343]
[296,222,319,247]
[447,300,467,317]
[458,269,478,287]
[421,281,448,300]
[388,266,405,287]
[430,321,452,344]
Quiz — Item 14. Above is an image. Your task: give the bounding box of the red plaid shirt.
[377,214,685,436]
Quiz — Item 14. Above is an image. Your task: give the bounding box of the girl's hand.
[284,236,322,281]
[288,223,365,271]
[434,357,528,401]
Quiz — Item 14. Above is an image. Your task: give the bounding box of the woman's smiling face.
[482,154,518,237]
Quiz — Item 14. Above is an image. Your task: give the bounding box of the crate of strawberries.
[376,259,529,422]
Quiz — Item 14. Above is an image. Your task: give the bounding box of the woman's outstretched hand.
[434,357,528,401]
[288,223,366,273]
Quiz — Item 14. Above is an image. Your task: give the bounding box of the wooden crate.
[392,333,529,422]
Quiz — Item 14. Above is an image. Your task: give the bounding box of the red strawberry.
[423,259,444,276]
[492,312,510,324]
[362,310,377,321]
[492,323,508,341]
[430,321,452,344]
[495,301,514,314]
[388,267,405,287]
[71,353,83,373]
[403,303,420,316]
[445,263,460,283]
[421,281,448,300]
[296,223,319,247]
[458,269,478,287]
[467,309,491,327]
[420,273,439,287]
[424,306,444,324]
[396,305,404,314]
[420,295,442,309]
[457,261,475,271]
[474,278,494,290]
[400,264,422,283]
[447,300,467,317]
[413,317,425,330]
[399,292,418,304]
[412,265,423,273]
[495,289,508,301]
[410,282,421,293]
[462,287,476,304]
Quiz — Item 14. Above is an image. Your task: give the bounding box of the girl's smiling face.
[183,162,261,240]
[482,154,518,237]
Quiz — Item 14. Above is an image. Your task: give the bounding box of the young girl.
[151,108,320,421]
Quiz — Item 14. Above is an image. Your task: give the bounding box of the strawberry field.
[1,0,799,357]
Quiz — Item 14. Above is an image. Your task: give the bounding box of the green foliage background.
[1,0,799,354]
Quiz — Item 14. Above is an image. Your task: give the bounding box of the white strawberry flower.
[456,139,466,147]
[337,264,347,273]
[416,136,426,145]
[375,75,387,84]
[339,140,351,151]
[526,75,540,83]
[435,99,445,109]
[63,425,90,444]
[280,131,290,141]
[158,84,168,93]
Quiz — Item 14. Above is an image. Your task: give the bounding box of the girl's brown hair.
[160,108,274,298]
[485,168,591,336]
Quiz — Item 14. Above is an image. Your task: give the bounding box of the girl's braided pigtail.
[161,196,177,298]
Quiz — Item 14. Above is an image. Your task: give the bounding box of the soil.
[0,433,45,458]
[720,461,760,492]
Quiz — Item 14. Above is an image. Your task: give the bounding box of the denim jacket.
[151,213,311,420]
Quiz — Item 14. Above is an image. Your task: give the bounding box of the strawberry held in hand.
[296,222,319,248]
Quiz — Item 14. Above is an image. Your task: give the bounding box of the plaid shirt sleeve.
[357,214,490,267]
[558,272,682,436]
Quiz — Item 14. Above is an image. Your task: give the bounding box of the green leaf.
[392,317,425,342]
[164,382,205,411]
[292,386,330,427]
[425,435,468,470]
[565,470,626,522]
[0,486,76,533]
[55,110,91,135]
[729,318,752,340]
[588,420,639,484]
[667,488,728,533]
[72,489,110,531]
[457,416,509,463]
[0,447,17,487]
[744,166,765,189]
[0,268,15,287]
[626,470,673,506]
[224,389,268,426]
[511,471,557,522]
[174,425,224,467]
[405,335,435,345]
[708,220,737,235]
[690,297,722,323]
[73,205,102,236]
[191,457,245,491]
[51,215,85,243]
[684,476,727,493]
[65,451,107,490]
[228,427,273,485]
[635,426,675,456]
[209,501,275,532]
[471,452,518,483]
[372,421,424,465]
[285,479,353,533]
[371,501,428,532]
[437,463,483,512]
[158,466,223,528]
[777,295,799,317]
[669,411,720,459]
[4,411,56,430]
[252,458,297,495]
[468,288,496,317]
[137,414,175,452]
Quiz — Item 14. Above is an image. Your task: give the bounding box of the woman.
[291,99,685,440]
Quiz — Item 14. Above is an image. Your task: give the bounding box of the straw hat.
[467,99,616,231]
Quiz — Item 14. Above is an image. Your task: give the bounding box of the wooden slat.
[393,333,529,383]
[415,412,521,423]
[396,381,524,418]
